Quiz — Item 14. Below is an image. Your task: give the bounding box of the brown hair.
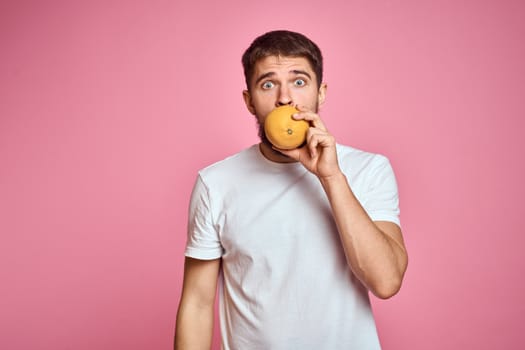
[242,30,323,90]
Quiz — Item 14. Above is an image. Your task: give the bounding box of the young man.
[175,30,408,349]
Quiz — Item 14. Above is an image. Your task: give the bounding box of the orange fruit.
[264,105,309,150]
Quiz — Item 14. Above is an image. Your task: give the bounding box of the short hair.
[242,30,323,90]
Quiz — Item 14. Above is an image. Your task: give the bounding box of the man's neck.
[258,142,297,163]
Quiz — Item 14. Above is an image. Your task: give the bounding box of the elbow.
[371,277,403,299]
[369,262,408,299]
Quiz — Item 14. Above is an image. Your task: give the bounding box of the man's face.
[243,55,327,146]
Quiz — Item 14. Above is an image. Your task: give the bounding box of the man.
[175,30,408,349]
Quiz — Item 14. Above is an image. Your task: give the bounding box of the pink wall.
[1,0,524,349]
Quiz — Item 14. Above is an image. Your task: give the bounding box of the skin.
[175,55,408,349]
[243,56,326,163]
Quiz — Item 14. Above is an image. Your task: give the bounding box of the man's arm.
[175,257,221,350]
[320,172,408,299]
[280,107,408,299]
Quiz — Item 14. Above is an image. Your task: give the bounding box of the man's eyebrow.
[254,72,275,85]
[291,70,312,79]
[253,70,312,86]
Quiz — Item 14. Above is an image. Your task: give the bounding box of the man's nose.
[276,86,293,106]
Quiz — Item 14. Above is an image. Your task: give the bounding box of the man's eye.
[294,79,306,86]
[262,81,274,89]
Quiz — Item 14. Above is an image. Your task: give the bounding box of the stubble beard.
[257,121,272,148]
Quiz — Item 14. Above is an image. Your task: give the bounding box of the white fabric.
[185,144,400,349]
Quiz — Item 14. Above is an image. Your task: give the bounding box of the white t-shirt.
[185,144,400,350]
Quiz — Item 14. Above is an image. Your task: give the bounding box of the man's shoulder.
[336,143,390,168]
[198,144,259,180]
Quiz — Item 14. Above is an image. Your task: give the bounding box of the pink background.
[1,0,524,349]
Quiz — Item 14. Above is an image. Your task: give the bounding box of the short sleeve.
[184,174,223,260]
[363,155,401,227]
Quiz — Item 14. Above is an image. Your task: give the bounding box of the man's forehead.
[253,55,314,74]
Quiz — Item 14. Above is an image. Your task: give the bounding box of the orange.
[264,105,309,150]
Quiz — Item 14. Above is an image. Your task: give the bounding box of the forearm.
[175,257,220,349]
[175,301,214,350]
[320,171,407,299]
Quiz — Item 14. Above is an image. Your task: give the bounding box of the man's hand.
[277,106,340,179]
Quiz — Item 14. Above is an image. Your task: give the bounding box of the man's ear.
[243,90,256,115]
[318,83,327,106]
